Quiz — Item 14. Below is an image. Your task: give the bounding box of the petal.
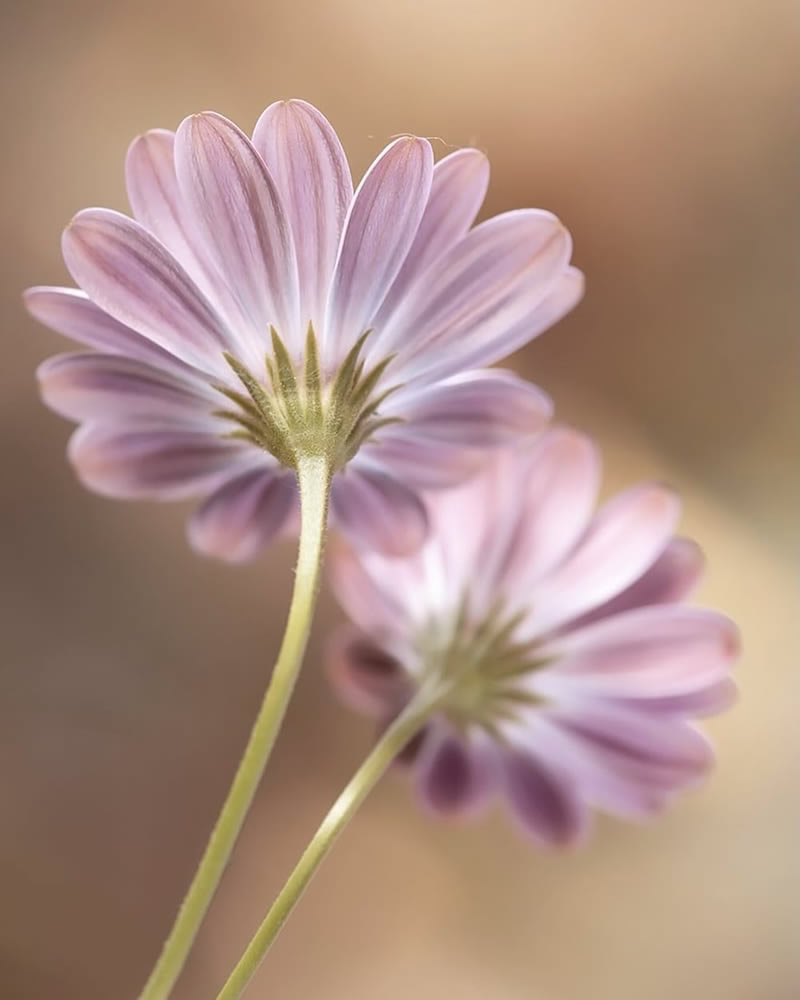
[37,352,216,423]
[68,423,249,500]
[359,435,483,490]
[187,467,295,562]
[527,483,682,635]
[561,537,706,632]
[252,100,352,330]
[174,112,299,348]
[373,147,489,330]
[330,466,428,556]
[324,136,433,363]
[378,210,572,378]
[602,677,738,718]
[502,749,588,846]
[61,209,233,372]
[388,369,553,446]
[23,286,190,370]
[327,538,421,636]
[324,625,411,716]
[538,606,740,699]
[417,730,497,818]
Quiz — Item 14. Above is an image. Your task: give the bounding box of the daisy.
[327,429,739,845]
[26,100,580,560]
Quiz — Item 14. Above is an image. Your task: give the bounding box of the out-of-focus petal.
[61,209,233,372]
[327,538,420,636]
[174,112,299,349]
[502,749,588,846]
[373,148,489,332]
[253,100,352,331]
[331,466,428,556]
[37,352,217,423]
[68,423,251,500]
[526,483,681,635]
[324,136,433,364]
[325,625,411,716]
[417,728,498,818]
[187,467,295,562]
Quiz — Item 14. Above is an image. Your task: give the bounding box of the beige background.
[1,1,797,998]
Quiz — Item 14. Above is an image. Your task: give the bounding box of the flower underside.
[215,325,401,472]
[419,598,552,738]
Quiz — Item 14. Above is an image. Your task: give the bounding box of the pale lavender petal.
[252,100,352,330]
[387,369,553,446]
[562,537,705,632]
[417,729,497,818]
[373,148,489,330]
[68,423,248,500]
[379,209,572,376]
[62,209,232,372]
[37,352,217,423]
[331,467,428,556]
[603,677,738,718]
[324,625,410,716]
[502,750,588,846]
[538,606,740,698]
[526,483,681,635]
[174,112,299,348]
[23,286,192,370]
[187,467,295,562]
[360,436,483,490]
[325,136,433,363]
[327,538,420,636]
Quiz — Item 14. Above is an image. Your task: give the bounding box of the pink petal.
[174,112,300,350]
[61,209,233,373]
[324,625,410,716]
[37,352,216,423]
[330,466,428,556]
[360,435,482,490]
[327,538,419,636]
[417,729,498,819]
[372,147,489,332]
[561,537,706,632]
[602,677,738,718]
[388,369,553,446]
[252,100,352,331]
[539,605,740,698]
[68,423,250,500]
[23,286,192,371]
[527,483,681,635]
[501,749,588,846]
[187,467,295,562]
[379,209,572,378]
[324,136,433,364]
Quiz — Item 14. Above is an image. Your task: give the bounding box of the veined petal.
[330,466,429,556]
[538,606,739,698]
[23,286,189,370]
[61,209,232,373]
[253,100,352,331]
[327,539,421,636]
[360,436,482,490]
[37,352,217,423]
[187,467,295,562]
[325,136,433,364]
[174,112,300,349]
[526,483,681,635]
[379,209,572,376]
[68,423,250,500]
[372,148,489,333]
[388,369,553,445]
[501,749,588,846]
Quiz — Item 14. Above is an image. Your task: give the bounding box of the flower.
[326,429,739,845]
[25,100,581,561]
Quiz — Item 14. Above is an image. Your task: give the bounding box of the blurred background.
[1,0,797,997]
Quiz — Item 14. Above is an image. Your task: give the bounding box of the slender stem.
[214,685,444,1000]
[137,455,331,1000]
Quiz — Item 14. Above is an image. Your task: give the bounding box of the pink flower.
[327,430,739,845]
[26,100,580,561]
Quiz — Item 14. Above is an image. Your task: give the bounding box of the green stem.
[214,684,444,1000]
[137,455,331,1000]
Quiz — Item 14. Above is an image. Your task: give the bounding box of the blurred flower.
[327,430,739,845]
[25,100,581,561]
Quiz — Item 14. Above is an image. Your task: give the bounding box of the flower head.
[26,100,581,560]
[326,430,739,845]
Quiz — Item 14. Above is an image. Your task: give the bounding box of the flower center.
[419,598,551,736]
[213,324,401,472]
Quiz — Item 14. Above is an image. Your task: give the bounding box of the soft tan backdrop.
[1,1,797,998]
